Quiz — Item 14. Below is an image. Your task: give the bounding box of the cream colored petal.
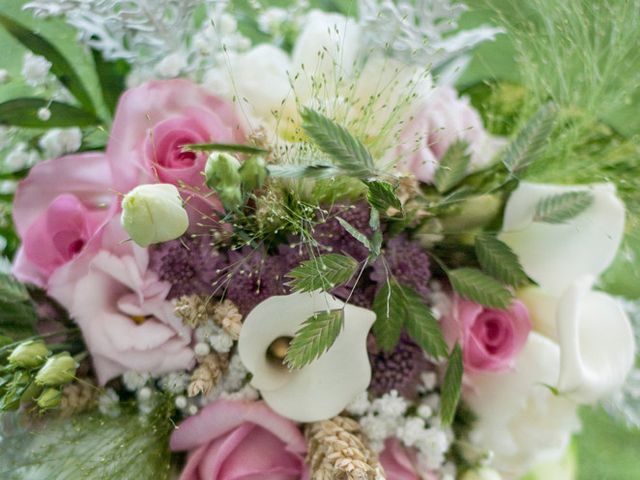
[517,286,559,340]
[556,276,635,403]
[499,182,625,296]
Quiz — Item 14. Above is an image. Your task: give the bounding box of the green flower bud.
[35,353,77,386]
[20,381,42,404]
[217,185,243,211]
[239,156,267,190]
[205,152,242,191]
[8,340,51,368]
[36,388,61,410]
[121,183,189,247]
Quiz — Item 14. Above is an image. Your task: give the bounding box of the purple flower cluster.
[149,235,222,299]
[372,234,431,299]
[313,202,372,261]
[368,333,431,398]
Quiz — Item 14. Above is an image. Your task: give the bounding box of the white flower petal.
[556,276,635,403]
[499,182,625,296]
[238,291,375,422]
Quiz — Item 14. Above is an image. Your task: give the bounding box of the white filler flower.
[238,291,375,422]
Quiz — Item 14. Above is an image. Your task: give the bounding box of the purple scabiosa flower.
[216,246,290,315]
[313,202,372,262]
[368,333,431,398]
[372,234,431,300]
[149,235,221,299]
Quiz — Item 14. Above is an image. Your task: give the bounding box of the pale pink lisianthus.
[379,438,437,480]
[106,79,243,212]
[442,295,531,373]
[11,153,114,287]
[48,217,194,384]
[396,86,505,183]
[170,399,308,480]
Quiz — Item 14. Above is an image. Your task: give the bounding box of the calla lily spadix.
[238,291,376,423]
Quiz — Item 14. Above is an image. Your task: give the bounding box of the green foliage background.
[0,0,639,478]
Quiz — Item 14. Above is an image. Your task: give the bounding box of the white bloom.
[346,390,371,416]
[417,403,433,419]
[499,182,625,296]
[416,426,450,470]
[396,416,426,447]
[359,413,394,446]
[208,331,234,353]
[0,69,9,84]
[159,371,190,394]
[122,371,150,391]
[37,107,51,121]
[461,468,503,480]
[5,142,39,170]
[238,291,375,422]
[155,51,187,78]
[372,389,408,418]
[519,278,635,403]
[22,52,51,86]
[175,395,188,409]
[39,128,82,158]
[120,183,189,247]
[465,333,580,477]
[193,342,211,357]
[98,388,121,417]
[258,7,289,33]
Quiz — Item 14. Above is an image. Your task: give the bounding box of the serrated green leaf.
[91,48,130,117]
[0,98,102,128]
[287,254,358,292]
[0,14,96,115]
[503,102,557,173]
[533,191,594,224]
[300,108,375,179]
[366,180,402,212]
[285,309,344,369]
[372,281,405,352]
[440,343,463,425]
[434,140,471,193]
[372,280,447,357]
[267,164,337,179]
[448,268,513,309]
[403,289,448,359]
[0,274,30,303]
[337,217,371,250]
[475,234,528,287]
[182,142,268,154]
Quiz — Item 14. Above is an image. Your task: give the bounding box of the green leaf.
[91,49,130,116]
[0,403,173,479]
[448,268,513,309]
[502,102,557,173]
[403,289,448,359]
[372,281,405,352]
[0,274,30,303]
[475,234,528,287]
[337,217,371,250]
[181,143,268,154]
[434,140,471,193]
[285,309,344,369]
[372,281,447,357]
[369,230,383,261]
[533,191,594,224]
[0,13,96,114]
[366,180,402,212]
[440,343,463,425]
[300,108,375,179]
[287,254,358,292]
[0,98,102,128]
[267,164,337,179]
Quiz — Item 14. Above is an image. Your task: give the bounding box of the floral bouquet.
[0,0,639,479]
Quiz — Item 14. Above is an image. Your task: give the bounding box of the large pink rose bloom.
[12,153,114,287]
[107,79,243,198]
[171,400,308,480]
[48,217,194,384]
[396,86,505,183]
[379,439,437,480]
[442,295,531,372]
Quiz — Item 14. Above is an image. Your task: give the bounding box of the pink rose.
[396,86,505,183]
[170,399,308,480]
[12,153,114,287]
[107,79,243,195]
[48,217,194,384]
[442,295,531,372]
[379,438,437,480]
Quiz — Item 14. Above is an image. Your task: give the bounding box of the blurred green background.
[0,1,638,478]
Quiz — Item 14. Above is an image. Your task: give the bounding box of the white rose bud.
[121,183,189,247]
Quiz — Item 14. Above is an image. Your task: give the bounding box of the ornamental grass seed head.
[121,183,189,247]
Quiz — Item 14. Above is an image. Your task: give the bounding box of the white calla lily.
[465,333,580,477]
[499,182,625,296]
[519,278,635,404]
[238,291,375,422]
